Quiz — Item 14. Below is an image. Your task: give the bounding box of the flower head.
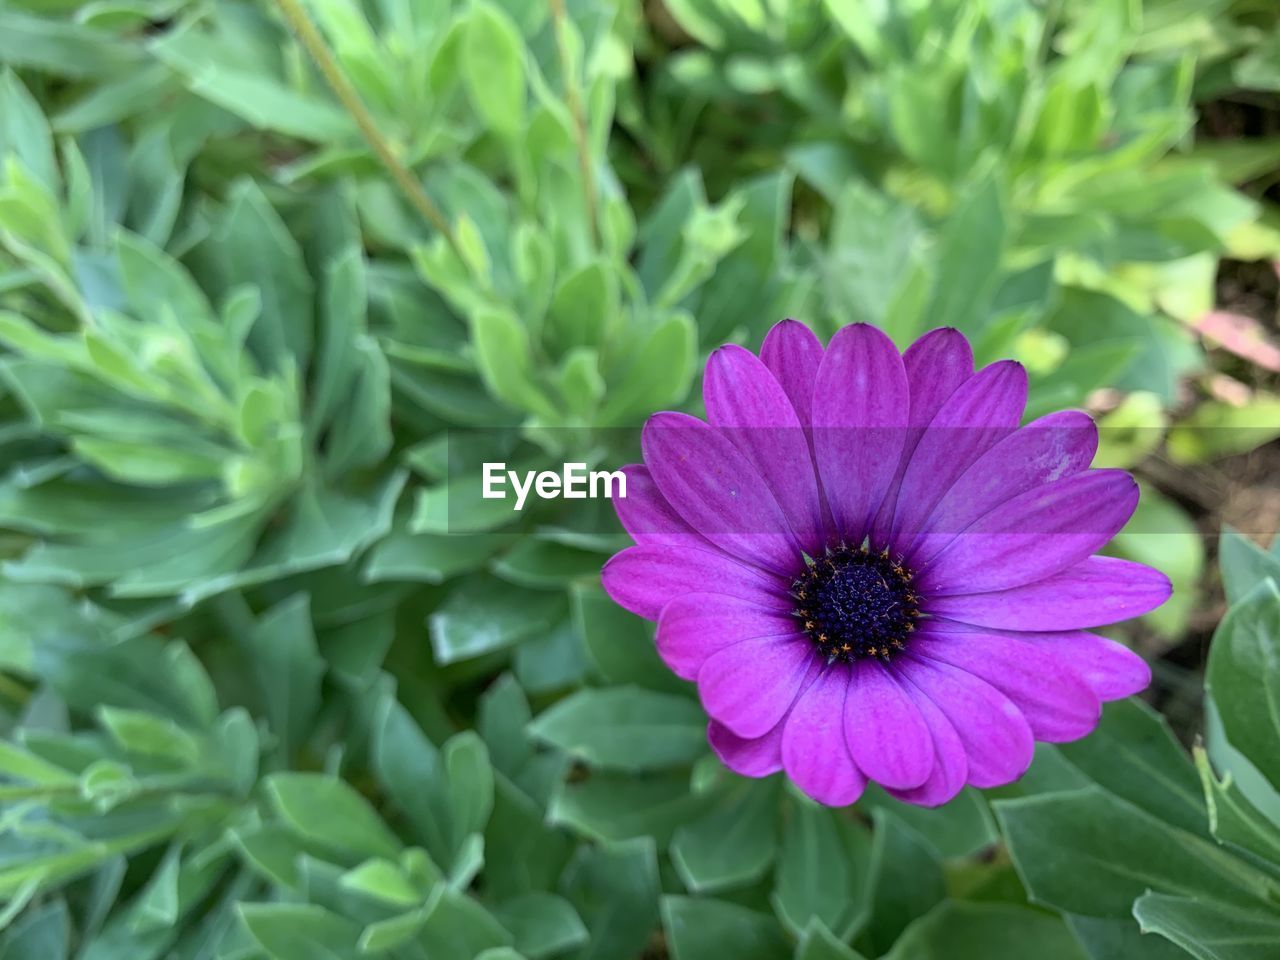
[603,320,1170,807]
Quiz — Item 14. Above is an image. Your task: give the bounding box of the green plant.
[0,0,1277,958]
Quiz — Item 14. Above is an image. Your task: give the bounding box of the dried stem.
[275,0,461,256]
[549,0,601,249]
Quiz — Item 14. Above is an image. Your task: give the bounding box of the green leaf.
[339,858,421,907]
[0,9,138,78]
[131,843,183,931]
[662,897,789,960]
[0,69,57,194]
[796,919,869,960]
[1030,78,1106,157]
[26,613,217,729]
[995,786,1278,919]
[1058,698,1209,837]
[214,707,260,796]
[0,901,69,960]
[1045,289,1197,404]
[1066,913,1192,960]
[821,180,929,343]
[150,23,353,142]
[555,348,606,417]
[1167,395,1280,465]
[545,260,614,354]
[1206,580,1280,793]
[113,219,215,339]
[97,707,200,764]
[215,179,314,370]
[773,797,867,938]
[429,575,566,665]
[597,313,697,426]
[0,739,76,788]
[1134,892,1280,960]
[494,893,588,960]
[559,838,660,960]
[858,786,996,859]
[861,809,946,955]
[477,673,535,779]
[670,780,778,893]
[470,307,557,419]
[485,774,573,901]
[572,583,687,693]
[636,171,702,293]
[0,159,71,265]
[1219,527,1280,609]
[372,695,454,865]
[463,2,526,137]
[358,907,430,954]
[233,822,313,890]
[1205,697,1280,840]
[445,731,495,841]
[310,245,368,435]
[239,593,324,761]
[265,772,402,862]
[527,686,705,772]
[1196,749,1280,868]
[693,171,792,345]
[513,618,589,695]
[492,539,603,589]
[364,528,511,584]
[0,581,89,680]
[550,773,715,846]
[885,901,1088,960]
[239,903,362,959]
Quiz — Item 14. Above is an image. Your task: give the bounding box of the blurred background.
[0,1,1279,959]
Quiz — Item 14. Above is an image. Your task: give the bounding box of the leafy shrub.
[0,1,1277,958]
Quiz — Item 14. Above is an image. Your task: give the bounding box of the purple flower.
[603,320,1170,807]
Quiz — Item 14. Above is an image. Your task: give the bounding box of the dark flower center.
[792,543,920,663]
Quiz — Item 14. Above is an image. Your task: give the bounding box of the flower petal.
[704,345,823,549]
[887,360,1027,543]
[644,412,799,574]
[870,327,976,544]
[913,633,1101,743]
[903,327,975,426]
[927,556,1172,631]
[884,692,967,808]
[698,635,814,738]
[907,410,1098,564]
[919,469,1139,595]
[1062,632,1152,700]
[812,324,910,541]
[615,465,699,546]
[602,545,789,621]
[708,719,784,777]
[782,665,867,806]
[900,657,1034,789]
[844,661,933,789]
[917,621,1152,702]
[658,592,801,680]
[760,318,824,426]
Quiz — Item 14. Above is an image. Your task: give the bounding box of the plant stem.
[275,0,460,255]
[549,0,601,250]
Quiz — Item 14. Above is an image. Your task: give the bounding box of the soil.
[1134,253,1280,741]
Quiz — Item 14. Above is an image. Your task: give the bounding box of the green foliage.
[995,545,1280,960]
[0,0,1276,958]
